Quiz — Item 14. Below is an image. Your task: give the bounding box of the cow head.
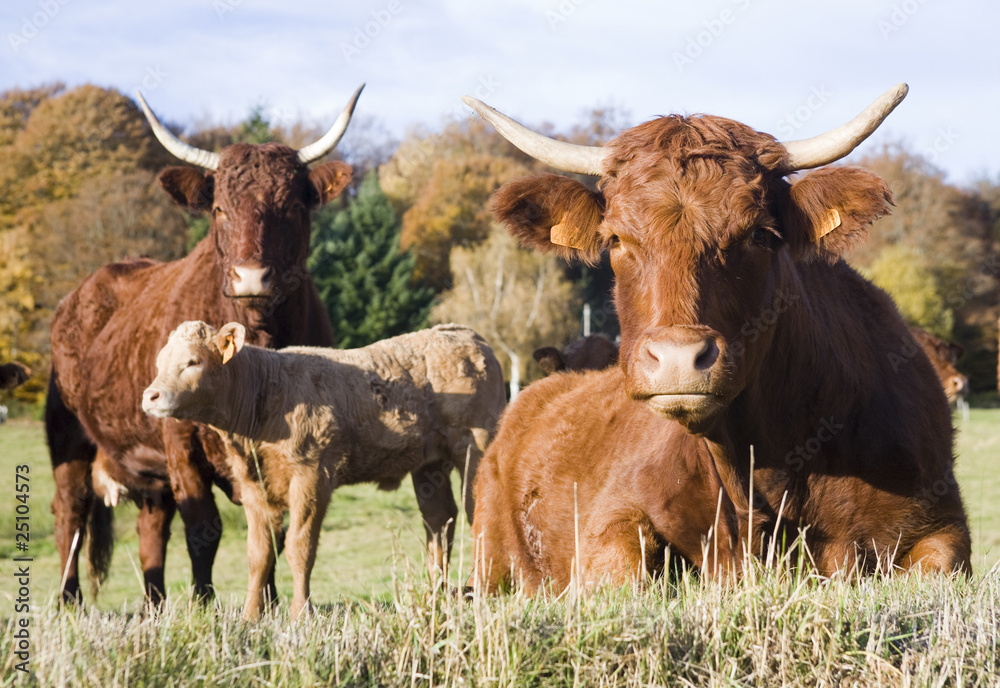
[136,87,361,306]
[142,321,246,423]
[0,362,30,390]
[467,85,903,432]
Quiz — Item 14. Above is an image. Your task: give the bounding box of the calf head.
[467,85,903,432]
[136,87,362,306]
[142,321,247,423]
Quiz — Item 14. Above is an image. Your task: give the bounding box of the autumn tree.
[308,172,433,349]
[432,225,582,396]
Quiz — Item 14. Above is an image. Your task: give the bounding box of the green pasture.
[0,409,997,686]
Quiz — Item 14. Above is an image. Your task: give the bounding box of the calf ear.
[309,161,353,205]
[533,346,566,375]
[492,174,605,263]
[158,167,214,213]
[783,167,893,262]
[947,342,964,363]
[216,322,246,365]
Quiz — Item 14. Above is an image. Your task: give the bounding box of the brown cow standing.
[909,326,969,406]
[46,86,362,604]
[533,334,619,375]
[466,83,971,585]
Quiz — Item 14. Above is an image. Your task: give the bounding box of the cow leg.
[46,380,96,604]
[136,493,176,605]
[583,510,663,588]
[241,480,283,622]
[412,460,459,579]
[900,524,972,574]
[285,472,332,620]
[163,421,221,601]
[454,428,491,526]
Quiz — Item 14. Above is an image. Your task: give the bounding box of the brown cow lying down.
[466,83,971,585]
[472,364,743,593]
[533,334,619,375]
[0,362,30,389]
[909,327,969,405]
[143,321,505,620]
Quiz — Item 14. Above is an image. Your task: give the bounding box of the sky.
[1,0,997,185]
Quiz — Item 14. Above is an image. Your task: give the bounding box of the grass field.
[1,409,998,685]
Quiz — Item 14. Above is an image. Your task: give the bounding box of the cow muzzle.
[141,386,176,418]
[229,264,274,298]
[627,327,731,427]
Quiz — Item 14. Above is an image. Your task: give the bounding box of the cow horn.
[462,96,606,176]
[297,84,365,164]
[780,83,909,172]
[135,91,220,170]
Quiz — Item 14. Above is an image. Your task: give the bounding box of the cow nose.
[639,335,721,393]
[230,265,273,297]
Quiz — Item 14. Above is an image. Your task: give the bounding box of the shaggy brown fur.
[909,326,968,405]
[144,322,505,620]
[481,112,970,584]
[47,142,349,605]
[0,362,30,389]
[533,335,619,375]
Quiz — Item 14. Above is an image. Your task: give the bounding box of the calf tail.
[86,500,114,599]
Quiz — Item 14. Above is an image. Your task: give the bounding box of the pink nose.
[636,330,722,394]
[230,265,273,297]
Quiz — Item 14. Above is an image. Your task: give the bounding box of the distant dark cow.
[47,86,362,604]
[909,327,968,405]
[533,334,619,375]
[466,83,970,582]
[143,321,505,619]
[0,362,30,389]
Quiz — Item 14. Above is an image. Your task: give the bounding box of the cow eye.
[185,358,199,369]
[751,226,782,249]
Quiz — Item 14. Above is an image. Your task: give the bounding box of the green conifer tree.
[309,172,434,348]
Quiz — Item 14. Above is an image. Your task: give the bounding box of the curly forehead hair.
[169,320,217,346]
[214,143,311,208]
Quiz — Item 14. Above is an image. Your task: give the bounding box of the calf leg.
[241,482,284,622]
[583,509,663,589]
[412,460,459,578]
[46,380,96,604]
[285,473,332,620]
[163,421,221,600]
[455,428,491,526]
[137,493,176,604]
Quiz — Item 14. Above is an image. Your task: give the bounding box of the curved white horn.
[135,91,220,170]
[462,96,607,176]
[781,83,909,172]
[297,84,365,164]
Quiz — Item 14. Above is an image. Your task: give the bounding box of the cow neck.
[210,345,280,443]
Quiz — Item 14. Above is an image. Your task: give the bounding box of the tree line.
[0,84,997,409]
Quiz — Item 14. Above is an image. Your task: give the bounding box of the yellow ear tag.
[550,215,589,250]
[222,337,236,365]
[814,208,842,241]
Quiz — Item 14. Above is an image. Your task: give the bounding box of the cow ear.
[783,167,893,262]
[533,346,566,375]
[947,342,964,362]
[492,174,605,263]
[216,322,246,365]
[309,160,353,205]
[158,167,214,213]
